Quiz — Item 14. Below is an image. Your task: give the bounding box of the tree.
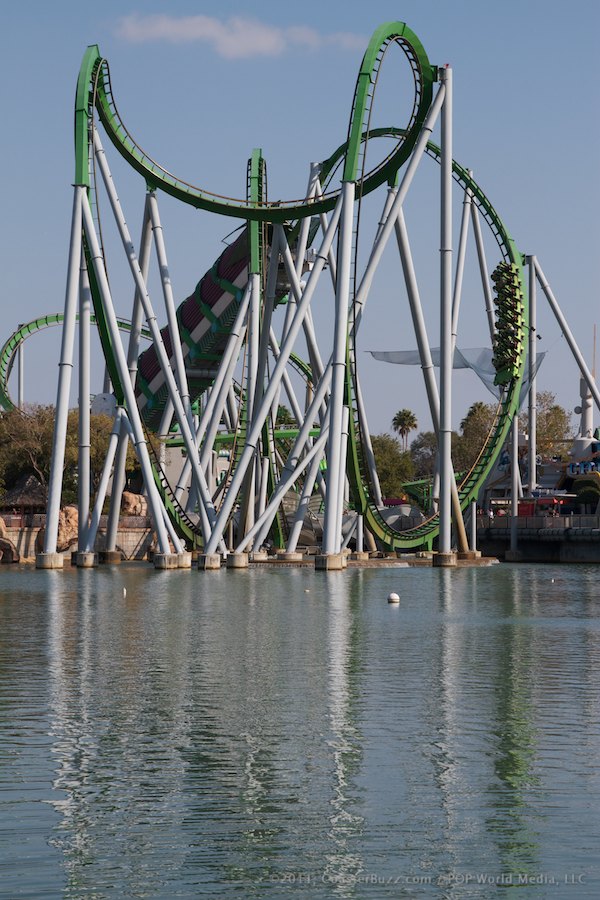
[392,408,418,451]
[275,404,296,426]
[0,405,134,504]
[371,433,414,498]
[522,390,573,458]
[409,429,465,478]
[454,401,497,472]
[0,405,75,499]
[409,431,438,478]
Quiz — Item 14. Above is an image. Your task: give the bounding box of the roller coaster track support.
[34,21,532,568]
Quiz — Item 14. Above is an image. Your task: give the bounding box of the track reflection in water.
[0,563,599,897]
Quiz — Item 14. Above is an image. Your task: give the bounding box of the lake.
[1,562,599,897]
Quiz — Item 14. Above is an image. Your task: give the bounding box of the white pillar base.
[276,551,304,562]
[154,553,180,570]
[197,553,221,570]
[226,553,249,569]
[315,553,347,571]
[433,551,457,568]
[177,552,192,568]
[36,553,64,570]
[75,552,99,568]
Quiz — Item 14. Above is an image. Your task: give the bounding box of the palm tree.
[392,408,418,451]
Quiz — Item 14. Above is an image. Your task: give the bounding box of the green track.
[17,21,527,551]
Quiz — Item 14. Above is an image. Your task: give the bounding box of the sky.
[2,0,599,440]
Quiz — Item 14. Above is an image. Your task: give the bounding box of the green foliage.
[275,404,296,426]
[409,402,498,478]
[0,404,134,505]
[371,433,414,498]
[407,393,572,484]
[454,401,497,472]
[573,478,600,506]
[522,390,573,458]
[409,431,438,478]
[0,405,70,500]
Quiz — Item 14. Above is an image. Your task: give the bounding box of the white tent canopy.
[368,347,545,407]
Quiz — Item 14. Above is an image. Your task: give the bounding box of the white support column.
[257,456,270,521]
[204,195,342,555]
[147,192,192,421]
[352,81,446,329]
[286,442,325,552]
[451,176,473,351]
[395,207,441,430]
[246,360,335,550]
[534,258,600,412]
[237,427,330,553]
[396,206,469,553]
[106,199,154,552]
[323,181,354,555]
[174,285,251,500]
[93,129,215,540]
[77,261,92,552]
[353,375,384,508]
[471,202,496,342]
[198,299,251,472]
[277,226,326,387]
[527,255,537,494]
[40,185,84,563]
[80,199,172,552]
[315,178,338,287]
[438,66,454,560]
[356,514,364,553]
[334,405,350,551]
[470,499,477,553]
[84,409,123,552]
[510,414,520,556]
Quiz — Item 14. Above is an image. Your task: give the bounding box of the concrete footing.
[197,553,221,570]
[249,550,269,562]
[350,551,370,561]
[100,550,123,564]
[315,553,347,571]
[433,551,457,568]
[35,552,64,569]
[75,552,99,568]
[276,551,304,562]
[226,552,249,569]
[154,553,180,570]
[457,550,482,560]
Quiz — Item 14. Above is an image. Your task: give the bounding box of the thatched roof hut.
[0,474,47,513]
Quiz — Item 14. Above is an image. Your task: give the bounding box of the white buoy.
[304,589,310,593]
[123,587,127,597]
[387,592,400,604]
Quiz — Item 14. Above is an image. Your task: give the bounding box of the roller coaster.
[22,21,537,568]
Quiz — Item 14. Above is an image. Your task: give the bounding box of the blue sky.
[2,0,599,438]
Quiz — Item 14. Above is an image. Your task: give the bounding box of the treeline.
[0,404,137,502]
[372,392,573,498]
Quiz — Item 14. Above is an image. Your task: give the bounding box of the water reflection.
[1,564,599,895]
[323,572,364,890]
[487,567,541,875]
